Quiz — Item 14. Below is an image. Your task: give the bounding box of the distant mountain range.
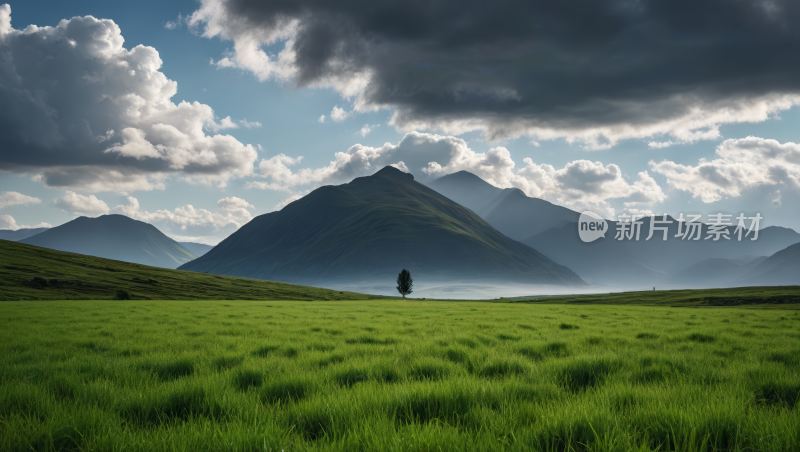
[428,171,578,240]
[21,214,198,269]
[180,166,586,287]
[523,218,799,287]
[739,242,800,286]
[0,224,214,258]
[4,168,797,290]
[0,227,50,241]
[667,256,768,288]
[428,170,799,288]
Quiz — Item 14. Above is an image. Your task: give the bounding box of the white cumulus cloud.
[0,191,41,209]
[0,214,51,230]
[54,192,110,216]
[650,136,800,203]
[111,195,255,241]
[330,106,349,122]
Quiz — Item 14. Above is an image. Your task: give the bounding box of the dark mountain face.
[0,227,49,241]
[21,214,197,269]
[738,242,800,286]
[427,171,579,240]
[180,166,586,287]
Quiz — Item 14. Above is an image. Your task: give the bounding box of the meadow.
[1,299,799,451]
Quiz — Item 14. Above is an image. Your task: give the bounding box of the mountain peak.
[181,168,585,287]
[435,170,491,186]
[21,214,197,268]
[373,165,414,181]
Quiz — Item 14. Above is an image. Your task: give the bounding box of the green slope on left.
[0,240,379,301]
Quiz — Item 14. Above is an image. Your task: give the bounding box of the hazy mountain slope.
[668,257,762,287]
[426,171,502,213]
[21,214,197,269]
[524,219,800,288]
[738,242,800,286]
[0,227,49,241]
[428,171,579,240]
[178,242,214,257]
[181,166,585,286]
[480,188,579,240]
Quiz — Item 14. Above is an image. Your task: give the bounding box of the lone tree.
[396,269,413,299]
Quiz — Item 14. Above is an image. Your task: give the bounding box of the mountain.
[524,218,800,288]
[180,166,585,287]
[21,214,197,269]
[668,256,767,287]
[0,227,49,241]
[178,242,214,257]
[428,170,800,288]
[738,242,800,286]
[428,171,579,240]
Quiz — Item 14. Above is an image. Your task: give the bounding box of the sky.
[1,0,799,245]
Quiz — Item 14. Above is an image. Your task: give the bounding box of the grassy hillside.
[1,299,798,451]
[504,286,800,307]
[0,239,377,301]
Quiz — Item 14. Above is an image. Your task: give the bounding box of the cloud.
[207,116,239,132]
[164,12,183,30]
[275,194,303,210]
[54,191,110,216]
[648,141,675,149]
[217,196,254,218]
[0,5,258,192]
[650,136,800,203]
[188,0,800,149]
[239,118,262,128]
[0,214,16,230]
[317,115,325,123]
[771,190,782,207]
[252,131,665,216]
[356,123,378,137]
[0,191,40,208]
[111,195,254,237]
[330,106,349,122]
[0,214,51,230]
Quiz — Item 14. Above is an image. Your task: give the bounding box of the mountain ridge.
[180,166,586,287]
[21,214,197,269]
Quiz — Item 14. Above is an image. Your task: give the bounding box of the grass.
[1,299,799,451]
[0,239,378,301]
[505,286,800,306]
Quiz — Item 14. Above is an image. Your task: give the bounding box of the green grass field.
[2,299,799,451]
[504,286,800,306]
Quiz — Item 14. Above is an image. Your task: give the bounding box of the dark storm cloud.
[193,0,800,147]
